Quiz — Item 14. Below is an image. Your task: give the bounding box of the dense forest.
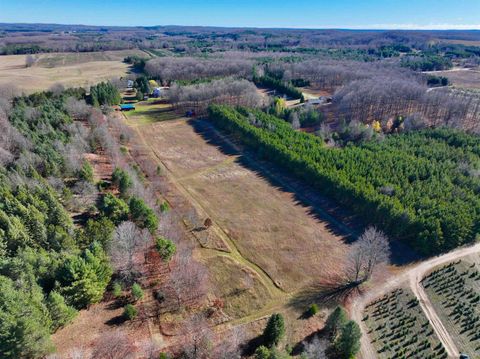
[208,105,480,255]
[0,89,163,358]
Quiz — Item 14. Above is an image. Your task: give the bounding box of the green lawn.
[124,100,181,125]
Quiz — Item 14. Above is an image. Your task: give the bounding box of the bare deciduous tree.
[181,313,213,359]
[91,330,134,359]
[65,97,91,120]
[170,246,209,308]
[302,335,328,359]
[212,325,246,359]
[347,226,390,284]
[110,221,150,280]
[145,57,253,84]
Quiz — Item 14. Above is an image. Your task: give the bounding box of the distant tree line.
[253,74,304,101]
[144,56,254,84]
[168,78,263,114]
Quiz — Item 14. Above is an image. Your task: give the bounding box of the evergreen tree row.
[208,105,480,254]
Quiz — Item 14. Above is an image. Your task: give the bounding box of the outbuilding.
[120,104,135,111]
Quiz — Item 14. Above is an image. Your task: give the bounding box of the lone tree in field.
[263,313,285,347]
[348,226,390,284]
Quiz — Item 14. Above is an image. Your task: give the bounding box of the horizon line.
[1,21,480,31]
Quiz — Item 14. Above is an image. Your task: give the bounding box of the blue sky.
[1,0,479,29]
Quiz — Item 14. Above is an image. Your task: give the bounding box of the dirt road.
[351,242,480,359]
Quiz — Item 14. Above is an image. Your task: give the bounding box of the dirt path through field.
[129,119,285,300]
[352,242,480,359]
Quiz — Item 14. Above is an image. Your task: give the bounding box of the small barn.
[120,104,135,111]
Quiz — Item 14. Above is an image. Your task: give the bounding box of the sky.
[1,0,480,30]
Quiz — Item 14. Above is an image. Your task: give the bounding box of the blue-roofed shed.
[120,104,135,111]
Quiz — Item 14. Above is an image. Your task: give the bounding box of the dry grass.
[0,50,140,93]
[134,118,350,295]
[431,68,480,89]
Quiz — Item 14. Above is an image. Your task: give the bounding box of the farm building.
[153,87,162,98]
[305,96,332,105]
[120,104,135,111]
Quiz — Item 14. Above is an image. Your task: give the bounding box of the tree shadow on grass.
[242,334,264,357]
[288,274,362,312]
[188,118,420,266]
[105,315,127,326]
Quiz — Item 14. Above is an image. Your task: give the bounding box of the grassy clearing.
[137,118,349,293]
[124,100,180,125]
[0,52,132,93]
[364,287,447,359]
[36,49,148,68]
[430,68,480,89]
[421,255,480,357]
[204,254,273,319]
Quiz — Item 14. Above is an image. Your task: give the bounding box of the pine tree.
[47,291,77,331]
[324,306,349,341]
[155,236,176,262]
[263,313,285,347]
[334,320,361,358]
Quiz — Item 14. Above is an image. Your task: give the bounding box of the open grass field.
[124,100,181,124]
[127,116,350,296]
[421,255,480,357]
[363,287,447,359]
[0,50,144,93]
[427,68,480,89]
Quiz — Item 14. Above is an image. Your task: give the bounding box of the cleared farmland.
[421,255,480,357]
[0,50,143,93]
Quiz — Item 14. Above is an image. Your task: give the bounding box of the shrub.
[129,197,158,233]
[308,304,319,317]
[111,167,132,197]
[131,283,144,301]
[112,282,122,298]
[155,237,176,262]
[160,201,170,213]
[123,304,137,320]
[78,161,94,183]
